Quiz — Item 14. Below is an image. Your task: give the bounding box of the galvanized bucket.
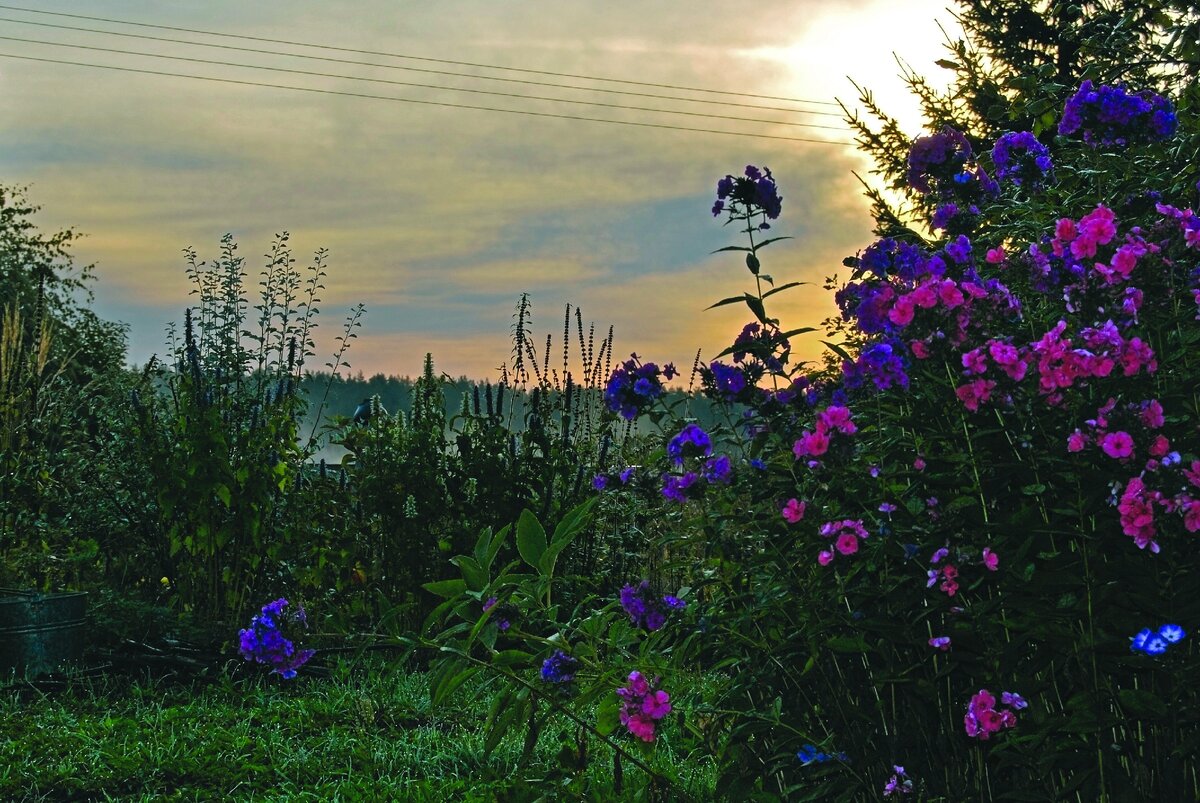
[0,589,88,677]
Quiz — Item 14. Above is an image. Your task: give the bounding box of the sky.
[0,0,956,382]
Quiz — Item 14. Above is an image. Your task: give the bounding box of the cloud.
[0,0,953,380]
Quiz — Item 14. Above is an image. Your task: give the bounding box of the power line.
[0,4,841,107]
[0,15,845,118]
[0,52,854,146]
[0,34,850,132]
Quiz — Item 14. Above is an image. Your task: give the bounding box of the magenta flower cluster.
[816,519,870,566]
[616,671,672,742]
[792,404,857,467]
[237,598,315,679]
[1059,80,1177,148]
[963,689,1027,740]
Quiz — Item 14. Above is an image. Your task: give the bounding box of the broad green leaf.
[516,509,547,570]
[422,578,467,598]
[596,692,620,736]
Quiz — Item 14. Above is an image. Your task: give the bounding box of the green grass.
[0,660,718,801]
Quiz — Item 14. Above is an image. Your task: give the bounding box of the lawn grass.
[1,658,718,801]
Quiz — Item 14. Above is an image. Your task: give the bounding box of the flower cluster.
[991,131,1052,188]
[883,765,914,797]
[713,164,783,222]
[483,596,517,631]
[661,424,732,502]
[237,598,315,679]
[605,354,676,420]
[963,689,1027,740]
[1130,624,1186,655]
[616,671,672,742]
[906,127,972,195]
[816,519,870,565]
[619,580,686,631]
[793,405,857,466]
[540,649,580,683]
[844,339,910,392]
[796,744,849,765]
[1060,80,1177,148]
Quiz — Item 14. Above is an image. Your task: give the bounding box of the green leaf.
[777,327,817,339]
[762,281,807,299]
[710,245,752,254]
[422,578,467,598]
[450,555,487,591]
[516,509,547,570]
[821,340,854,363]
[826,635,870,653]
[751,236,793,250]
[1118,688,1169,721]
[491,649,533,667]
[215,484,231,508]
[596,692,620,736]
[744,294,768,324]
[706,295,749,311]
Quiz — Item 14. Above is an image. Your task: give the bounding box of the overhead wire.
[0,33,850,132]
[0,52,855,146]
[0,3,841,107]
[0,15,845,118]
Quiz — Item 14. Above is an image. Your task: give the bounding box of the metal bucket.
[0,590,88,677]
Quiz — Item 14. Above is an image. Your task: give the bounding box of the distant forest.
[297,368,724,462]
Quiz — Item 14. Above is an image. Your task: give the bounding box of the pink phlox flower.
[1140,399,1165,429]
[1185,461,1200,488]
[911,282,939,309]
[1118,477,1159,553]
[982,547,999,571]
[985,246,1006,264]
[642,690,672,719]
[1100,431,1135,459]
[782,498,807,524]
[961,348,988,375]
[818,550,834,566]
[1180,498,1200,532]
[1149,435,1170,458]
[793,429,830,458]
[836,532,859,555]
[1067,430,1086,453]
[818,405,857,434]
[938,280,965,308]
[913,457,926,471]
[910,339,931,359]
[888,295,916,326]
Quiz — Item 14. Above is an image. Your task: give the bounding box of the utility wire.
[0,4,841,107]
[0,15,845,118]
[0,34,850,132]
[0,52,854,146]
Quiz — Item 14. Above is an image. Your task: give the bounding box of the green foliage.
[127,233,348,625]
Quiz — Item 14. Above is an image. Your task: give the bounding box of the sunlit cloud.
[0,0,953,380]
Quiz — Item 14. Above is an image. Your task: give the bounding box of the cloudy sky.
[0,0,955,381]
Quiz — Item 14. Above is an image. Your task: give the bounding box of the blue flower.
[540,650,580,683]
[1159,624,1186,644]
[1143,636,1169,656]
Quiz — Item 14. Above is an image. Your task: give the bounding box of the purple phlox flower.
[238,598,315,679]
[992,131,1053,187]
[541,649,580,683]
[1001,692,1029,710]
[661,471,699,503]
[703,454,733,484]
[667,423,713,465]
[620,580,685,631]
[883,765,913,797]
